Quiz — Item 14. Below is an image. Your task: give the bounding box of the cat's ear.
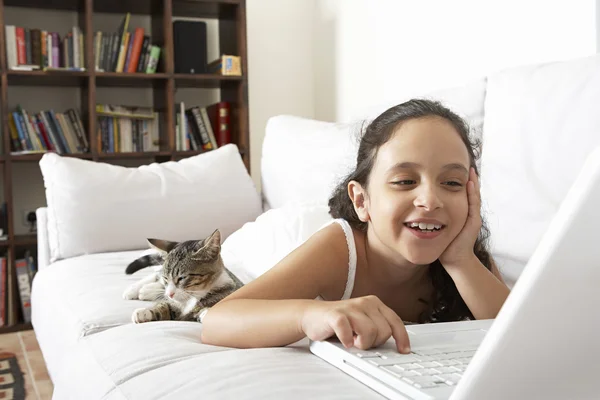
[191,230,221,261]
[147,238,179,256]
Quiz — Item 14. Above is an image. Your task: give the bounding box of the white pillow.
[40,144,262,262]
[221,202,334,283]
[480,54,600,266]
[260,115,362,210]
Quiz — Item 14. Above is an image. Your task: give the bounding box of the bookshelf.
[0,0,249,334]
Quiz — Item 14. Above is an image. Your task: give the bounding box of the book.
[206,102,231,146]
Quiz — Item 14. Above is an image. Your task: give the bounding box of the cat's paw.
[123,285,140,300]
[132,308,155,323]
[138,282,164,301]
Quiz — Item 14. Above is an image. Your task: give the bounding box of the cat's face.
[148,230,223,303]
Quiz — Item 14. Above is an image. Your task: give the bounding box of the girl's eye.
[444,181,463,187]
[392,180,416,185]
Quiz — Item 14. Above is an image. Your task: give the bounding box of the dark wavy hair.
[328,98,492,323]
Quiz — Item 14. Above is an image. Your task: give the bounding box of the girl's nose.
[413,185,443,210]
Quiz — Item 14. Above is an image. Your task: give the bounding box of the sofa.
[31,52,600,399]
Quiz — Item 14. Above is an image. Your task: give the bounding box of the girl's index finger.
[379,306,411,354]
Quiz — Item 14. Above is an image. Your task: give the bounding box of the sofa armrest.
[36,207,51,270]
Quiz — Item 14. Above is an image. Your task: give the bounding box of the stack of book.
[0,251,37,327]
[5,25,85,71]
[9,106,88,154]
[96,105,160,153]
[175,101,231,151]
[94,13,161,74]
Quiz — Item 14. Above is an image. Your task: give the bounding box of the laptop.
[310,147,600,400]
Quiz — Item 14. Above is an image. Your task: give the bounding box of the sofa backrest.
[480,53,600,268]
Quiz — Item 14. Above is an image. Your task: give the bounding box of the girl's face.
[361,116,470,266]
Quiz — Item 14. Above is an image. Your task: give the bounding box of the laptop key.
[367,356,420,366]
[416,368,440,376]
[401,363,424,370]
[414,382,439,389]
[415,362,440,368]
[412,375,446,384]
[438,360,460,366]
[397,370,421,378]
[380,366,402,378]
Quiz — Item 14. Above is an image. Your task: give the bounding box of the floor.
[0,330,53,400]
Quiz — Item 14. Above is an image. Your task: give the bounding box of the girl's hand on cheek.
[439,167,482,268]
[301,295,411,354]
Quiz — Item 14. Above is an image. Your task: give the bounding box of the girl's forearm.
[444,256,511,320]
[200,299,315,348]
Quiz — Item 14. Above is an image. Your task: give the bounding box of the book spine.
[200,107,218,149]
[145,45,161,73]
[52,33,60,67]
[127,28,145,73]
[190,107,212,150]
[8,114,22,151]
[25,29,32,65]
[15,259,32,323]
[0,258,6,327]
[5,26,17,69]
[16,27,26,65]
[136,36,150,73]
[72,27,80,68]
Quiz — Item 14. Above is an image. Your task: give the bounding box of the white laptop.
[310,147,600,400]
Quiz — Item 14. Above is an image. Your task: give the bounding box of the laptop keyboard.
[349,346,478,390]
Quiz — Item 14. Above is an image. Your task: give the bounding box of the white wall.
[314,0,597,122]
[246,0,317,190]
[597,0,600,51]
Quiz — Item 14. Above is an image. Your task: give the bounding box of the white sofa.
[31,53,600,399]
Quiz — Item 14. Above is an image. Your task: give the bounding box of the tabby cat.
[122,229,243,324]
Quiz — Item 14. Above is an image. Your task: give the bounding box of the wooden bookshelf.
[0,0,249,334]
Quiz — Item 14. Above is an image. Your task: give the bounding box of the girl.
[201,99,510,354]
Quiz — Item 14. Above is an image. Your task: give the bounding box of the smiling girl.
[201,99,510,354]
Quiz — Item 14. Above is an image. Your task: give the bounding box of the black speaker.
[173,20,207,74]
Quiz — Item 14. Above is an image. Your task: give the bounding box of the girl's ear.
[348,181,370,222]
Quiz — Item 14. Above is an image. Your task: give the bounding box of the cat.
[122,229,243,324]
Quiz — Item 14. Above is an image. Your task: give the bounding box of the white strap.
[333,219,357,300]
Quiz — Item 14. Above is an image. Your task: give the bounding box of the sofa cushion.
[261,116,361,210]
[221,202,334,282]
[31,249,157,381]
[39,144,262,262]
[480,54,600,266]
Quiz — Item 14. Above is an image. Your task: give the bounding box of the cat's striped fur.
[123,230,243,324]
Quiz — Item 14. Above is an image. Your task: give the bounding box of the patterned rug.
[0,352,25,400]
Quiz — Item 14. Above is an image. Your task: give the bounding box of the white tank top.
[316,218,357,301]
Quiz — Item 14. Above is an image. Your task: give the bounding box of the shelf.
[6,69,89,87]
[172,0,240,19]
[9,152,92,162]
[94,0,163,15]
[13,234,37,246]
[95,72,170,88]
[174,73,243,88]
[0,322,33,335]
[4,0,82,12]
[96,151,172,160]
[0,72,244,88]
[171,150,205,159]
